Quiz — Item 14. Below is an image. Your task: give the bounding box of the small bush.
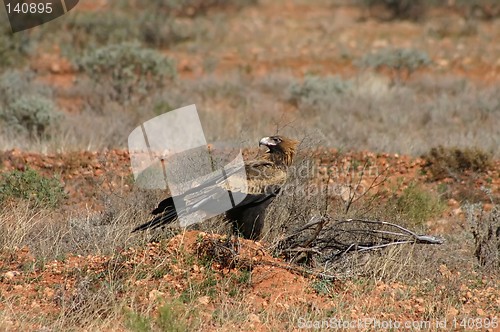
[465,204,500,271]
[361,0,426,21]
[0,168,66,208]
[359,48,431,79]
[422,146,492,180]
[78,43,176,105]
[287,75,352,107]
[0,95,60,138]
[0,70,53,105]
[395,183,445,225]
[0,70,52,117]
[0,70,57,139]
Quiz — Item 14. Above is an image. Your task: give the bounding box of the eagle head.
[259,135,299,166]
[259,136,283,152]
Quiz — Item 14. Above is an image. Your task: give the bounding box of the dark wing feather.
[132,158,286,233]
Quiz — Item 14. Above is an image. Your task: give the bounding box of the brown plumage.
[132,135,299,239]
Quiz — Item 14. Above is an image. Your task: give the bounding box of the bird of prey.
[132,135,299,239]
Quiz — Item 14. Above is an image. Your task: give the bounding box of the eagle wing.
[132,159,286,232]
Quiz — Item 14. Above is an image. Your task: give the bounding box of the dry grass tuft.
[422,146,492,180]
[465,203,500,271]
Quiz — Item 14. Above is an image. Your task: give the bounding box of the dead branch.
[272,215,444,264]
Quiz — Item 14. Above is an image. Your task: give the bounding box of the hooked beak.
[259,136,276,147]
[259,137,275,152]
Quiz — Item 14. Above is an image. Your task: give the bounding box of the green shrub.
[78,43,176,105]
[287,75,352,107]
[311,278,335,296]
[0,168,66,208]
[422,146,492,180]
[395,183,445,225]
[156,300,189,331]
[359,48,431,78]
[0,95,60,138]
[65,12,139,53]
[124,309,151,332]
[0,26,32,70]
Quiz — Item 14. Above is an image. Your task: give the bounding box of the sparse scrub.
[465,203,500,271]
[285,75,499,157]
[359,48,431,81]
[59,189,162,256]
[78,43,176,105]
[0,184,154,257]
[0,168,66,208]
[422,146,492,180]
